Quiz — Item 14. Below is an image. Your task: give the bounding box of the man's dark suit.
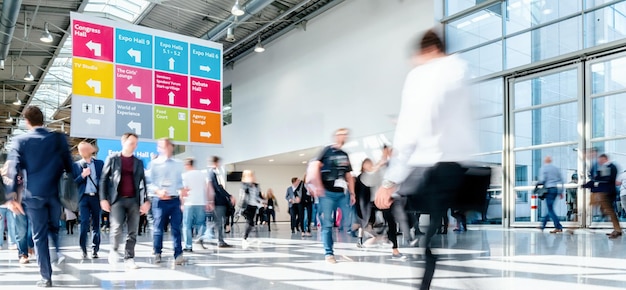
[72,159,104,256]
[6,128,73,282]
[99,153,147,260]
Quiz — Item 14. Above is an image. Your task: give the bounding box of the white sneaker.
[241,239,249,250]
[56,252,66,265]
[124,258,139,269]
[108,251,119,265]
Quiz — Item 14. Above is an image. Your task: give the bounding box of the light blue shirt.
[147,157,184,197]
[84,161,97,193]
[539,163,563,188]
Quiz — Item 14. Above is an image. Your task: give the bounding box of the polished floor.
[1,222,625,289]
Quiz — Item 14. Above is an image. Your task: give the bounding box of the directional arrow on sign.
[168,126,175,139]
[168,58,175,70]
[200,131,212,138]
[127,84,142,99]
[86,118,101,125]
[199,98,211,106]
[168,92,175,105]
[86,41,102,57]
[128,120,142,135]
[86,79,102,94]
[199,65,211,72]
[127,48,141,63]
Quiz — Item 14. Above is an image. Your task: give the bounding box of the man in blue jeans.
[538,156,564,233]
[308,128,356,264]
[148,138,188,265]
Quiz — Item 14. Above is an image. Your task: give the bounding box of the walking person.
[64,208,77,235]
[307,128,356,264]
[285,177,301,233]
[264,189,278,229]
[585,154,622,238]
[538,156,564,233]
[148,138,188,265]
[181,157,208,252]
[240,170,264,249]
[72,141,104,259]
[298,176,313,237]
[375,30,480,290]
[100,132,151,270]
[203,156,234,248]
[4,106,74,287]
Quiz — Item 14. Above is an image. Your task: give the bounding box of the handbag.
[534,184,548,200]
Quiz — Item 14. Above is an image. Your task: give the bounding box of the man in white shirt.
[181,158,209,252]
[375,29,478,290]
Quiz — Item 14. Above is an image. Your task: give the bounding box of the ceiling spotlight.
[226,27,236,42]
[231,0,245,16]
[254,36,265,53]
[5,113,13,123]
[23,66,34,81]
[268,159,274,162]
[13,93,21,106]
[40,22,53,43]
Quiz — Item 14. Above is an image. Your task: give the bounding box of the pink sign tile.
[72,20,114,62]
[154,71,188,108]
[115,65,153,104]
[189,77,221,112]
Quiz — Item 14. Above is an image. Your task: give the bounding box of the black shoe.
[36,280,52,287]
[82,252,88,259]
[218,243,232,248]
[138,232,142,236]
[196,239,207,250]
[183,248,193,252]
[92,252,99,259]
[415,230,425,236]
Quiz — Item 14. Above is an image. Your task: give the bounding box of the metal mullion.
[473,150,503,157]
[513,141,579,152]
[512,99,578,114]
[589,88,626,99]
[478,112,504,119]
[441,0,503,24]
[583,0,626,13]
[504,76,513,227]
[589,135,626,143]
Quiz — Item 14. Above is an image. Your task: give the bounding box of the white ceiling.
[235,146,323,166]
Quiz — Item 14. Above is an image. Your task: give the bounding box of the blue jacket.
[6,128,74,199]
[72,159,104,196]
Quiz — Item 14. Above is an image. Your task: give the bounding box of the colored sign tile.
[70,95,116,139]
[96,139,156,169]
[115,28,153,69]
[73,58,114,99]
[115,101,154,139]
[154,71,188,108]
[154,36,188,75]
[115,65,153,104]
[154,106,188,142]
[72,20,114,62]
[189,44,221,81]
[189,110,221,144]
[189,77,220,112]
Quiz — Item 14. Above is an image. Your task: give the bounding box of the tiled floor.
[1,223,626,289]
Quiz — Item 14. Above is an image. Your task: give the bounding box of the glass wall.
[442,0,626,227]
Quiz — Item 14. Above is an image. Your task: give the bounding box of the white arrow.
[168,92,175,105]
[127,84,142,99]
[168,126,175,139]
[86,118,101,125]
[86,40,102,57]
[199,98,211,106]
[168,58,175,70]
[128,121,142,135]
[199,65,211,72]
[127,48,141,63]
[86,79,102,94]
[200,131,212,138]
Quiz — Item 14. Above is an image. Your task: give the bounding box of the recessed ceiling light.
[268,159,274,162]
[301,161,307,164]
[299,153,305,156]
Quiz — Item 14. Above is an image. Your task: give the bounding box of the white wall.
[186,0,436,166]
[223,164,307,222]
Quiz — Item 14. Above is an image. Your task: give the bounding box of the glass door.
[508,64,584,227]
[586,52,626,228]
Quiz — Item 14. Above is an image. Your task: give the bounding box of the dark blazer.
[591,162,618,195]
[72,159,104,196]
[6,128,73,199]
[99,153,147,205]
